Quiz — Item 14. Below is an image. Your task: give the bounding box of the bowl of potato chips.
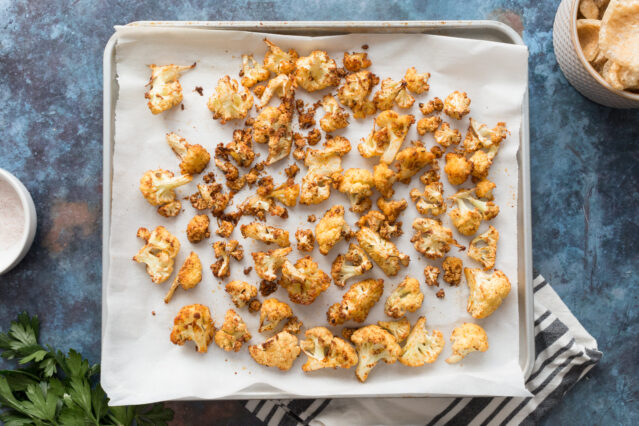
[554,0,639,108]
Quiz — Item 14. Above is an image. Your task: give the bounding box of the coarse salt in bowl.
[0,168,37,275]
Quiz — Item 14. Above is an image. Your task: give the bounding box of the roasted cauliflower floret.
[419,97,443,115]
[241,222,290,247]
[140,169,192,207]
[240,54,270,88]
[249,331,301,371]
[211,240,244,278]
[257,74,294,109]
[280,256,331,305]
[164,252,202,303]
[443,90,471,120]
[337,70,379,118]
[377,318,411,343]
[357,227,409,276]
[444,152,472,186]
[446,323,489,364]
[434,122,462,148]
[465,268,511,319]
[157,200,182,218]
[424,265,440,287]
[207,75,254,124]
[333,168,374,213]
[448,189,499,235]
[240,193,287,221]
[300,136,351,205]
[442,256,463,286]
[411,218,462,259]
[373,163,397,199]
[294,50,340,92]
[133,226,180,284]
[327,279,384,326]
[376,198,407,223]
[252,247,292,281]
[282,316,303,335]
[319,94,350,132]
[410,182,446,217]
[263,39,299,75]
[253,98,294,165]
[384,277,424,318]
[373,78,414,110]
[301,327,358,372]
[215,216,236,238]
[395,142,435,183]
[358,110,415,164]
[215,309,252,352]
[222,128,255,168]
[259,298,294,333]
[258,176,300,207]
[225,280,258,309]
[215,158,245,191]
[475,179,496,201]
[145,63,195,114]
[169,304,215,353]
[417,116,442,135]
[166,132,211,175]
[399,316,445,367]
[468,226,499,270]
[404,67,430,94]
[331,243,373,287]
[189,181,232,215]
[356,210,403,240]
[295,229,315,252]
[315,205,351,255]
[343,52,372,72]
[463,118,509,153]
[351,325,401,382]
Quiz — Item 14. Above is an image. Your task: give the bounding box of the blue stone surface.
[0,0,638,424]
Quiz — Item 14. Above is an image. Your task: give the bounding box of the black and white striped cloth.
[244,275,601,426]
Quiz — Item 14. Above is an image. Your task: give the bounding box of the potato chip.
[617,63,639,89]
[577,19,602,62]
[580,0,601,19]
[599,0,639,70]
[591,51,609,71]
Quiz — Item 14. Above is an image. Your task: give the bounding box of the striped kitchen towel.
[244,275,602,425]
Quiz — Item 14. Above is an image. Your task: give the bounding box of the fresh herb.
[0,312,174,425]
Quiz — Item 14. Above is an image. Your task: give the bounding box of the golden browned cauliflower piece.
[259,298,293,333]
[263,39,299,75]
[444,152,472,186]
[251,246,292,281]
[145,63,195,114]
[164,252,202,303]
[140,169,192,207]
[337,70,379,119]
[225,280,258,309]
[446,323,489,364]
[395,142,436,184]
[301,327,358,372]
[333,168,374,213]
[410,182,446,217]
[282,316,303,335]
[357,227,409,276]
[468,226,499,270]
[448,188,499,236]
[257,74,294,109]
[384,276,424,318]
[475,179,496,201]
[211,240,244,278]
[434,122,462,148]
[300,136,351,205]
[157,200,182,218]
[315,205,351,255]
[404,67,430,94]
[295,229,315,252]
[417,116,442,135]
[249,331,301,371]
[373,78,414,110]
[240,54,270,88]
[356,210,403,240]
[442,256,463,286]
[280,256,331,305]
[358,110,415,164]
[327,279,384,326]
[376,198,407,223]
[466,121,509,181]
[215,309,252,352]
[443,90,471,120]
[331,243,373,287]
[166,132,211,175]
[189,181,232,215]
[169,303,215,353]
[377,318,411,343]
[319,94,350,132]
[465,268,511,319]
[399,316,445,367]
[222,128,255,168]
[241,222,290,247]
[215,158,246,191]
[253,98,294,165]
[373,163,397,199]
[258,176,300,207]
[463,118,509,154]
[343,52,372,72]
[419,97,443,115]
[240,193,287,221]
[207,75,254,124]
[215,218,236,238]
[351,324,401,382]
[294,50,340,92]
[424,265,441,287]
[411,218,462,259]
[133,226,180,284]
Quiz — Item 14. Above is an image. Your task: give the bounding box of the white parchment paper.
[103,25,530,405]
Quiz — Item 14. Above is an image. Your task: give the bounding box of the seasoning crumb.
[260,280,277,297]
[436,289,445,299]
[194,86,204,96]
[249,299,261,313]
[361,44,369,50]
[151,311,156,316]
[180,104,185,110]
[307,214,316,223]
[243,266,252,275]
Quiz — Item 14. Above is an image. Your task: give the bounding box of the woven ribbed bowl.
[553,0,639,108]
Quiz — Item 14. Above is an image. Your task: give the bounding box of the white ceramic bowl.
[0,168,37,275]
[553,0,639,108]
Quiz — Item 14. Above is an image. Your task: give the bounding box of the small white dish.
[0,168,37,275]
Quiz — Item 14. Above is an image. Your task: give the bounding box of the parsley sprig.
[0,312,174,425]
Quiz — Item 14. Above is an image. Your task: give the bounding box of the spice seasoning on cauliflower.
[207,75,254,124]
[376,198,407,223]
[356,210,403,240]
[240,193,287,221]
[417,116,442,135]
[327,279,384,326]
[169,304,215,353]
[257,176,300,207]
[373,78,415,110]
[384,276,424,318]
[343,52,372,72]
[166,132,211,175]
[399,316,445,367]
[351,325,401,382]
[295,229,315,252]
[189,180,232,216]
[448,188,499,236]
[253,97,294,165]
[294,50,341,92]
[395,142,436,184]
[225,280,258,309]
[419,97,443,115]
[300,136,351,205]
[378,318,411,343]
[249,299,262,313]
[373,163,397,199]
[164,252,202,303]
[145,63,195,114]
[337,70,379,119]
[424,265,441,287]
[257,74,294,109]
[295,99,317,129]
[404,67,430,94]
[444,152,472,186]
[263,39,299,75]
[468,225,499,270]
[260,280,278,297]
[410,182,447,217]
[259,298,294,333]
[358,110,415,164]
[211,240,244,279]
[240,54,270,88]
[282,316,303,335]
[215,215,237,238]
[446,323,489,364]
[249,331,301,371]
[215,158,246,191]
[215,309,252,352]
[319,94,350,132]
[333,168,374,213]
[220,128,255,168]
[434,122,462,148]
[133,226,180,284]
[241,222,290,247]
[157,200,182,218]
[279,256,331,305]
[285,163,300,178]
[251,246,292,281]
[301,327,358,372]
[331,243,373,287]
[357,227,409,276]
[411,218,463,259]
[475,179,496,201]
[442,256,463,286]
[315,205,351,255]
[443,90,471,120]
[139,169,192,207]
[465,268,511,319]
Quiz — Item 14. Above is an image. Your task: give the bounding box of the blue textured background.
[1,0,638,424]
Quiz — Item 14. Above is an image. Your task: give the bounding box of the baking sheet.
[102,25,530,405]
